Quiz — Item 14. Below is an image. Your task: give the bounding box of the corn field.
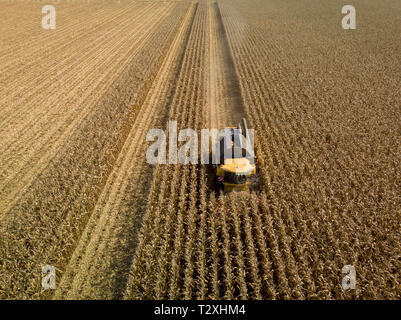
[0,0,400,299]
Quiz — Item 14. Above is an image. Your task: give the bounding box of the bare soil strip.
[208,1,245,129]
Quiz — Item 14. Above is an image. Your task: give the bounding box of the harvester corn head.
[215,118,256,192]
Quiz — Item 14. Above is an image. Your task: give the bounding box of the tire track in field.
[208,1,245,129]
[54,2,197,300]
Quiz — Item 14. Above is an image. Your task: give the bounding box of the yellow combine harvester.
[215,119,256,192]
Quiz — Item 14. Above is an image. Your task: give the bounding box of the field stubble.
[0,0,189,299]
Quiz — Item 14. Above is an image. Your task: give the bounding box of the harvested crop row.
[0,1,101,59]
[54,1,196,299]
[0,1,132,72]
[0,3,150,108]
[0,1,173,216]
[0,1,186,299]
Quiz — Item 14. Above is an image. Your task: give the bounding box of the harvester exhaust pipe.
[241,118,248,139]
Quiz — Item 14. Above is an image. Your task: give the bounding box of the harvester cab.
[215,118,256,192]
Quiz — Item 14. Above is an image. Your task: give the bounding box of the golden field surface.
[0,0,400,299]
